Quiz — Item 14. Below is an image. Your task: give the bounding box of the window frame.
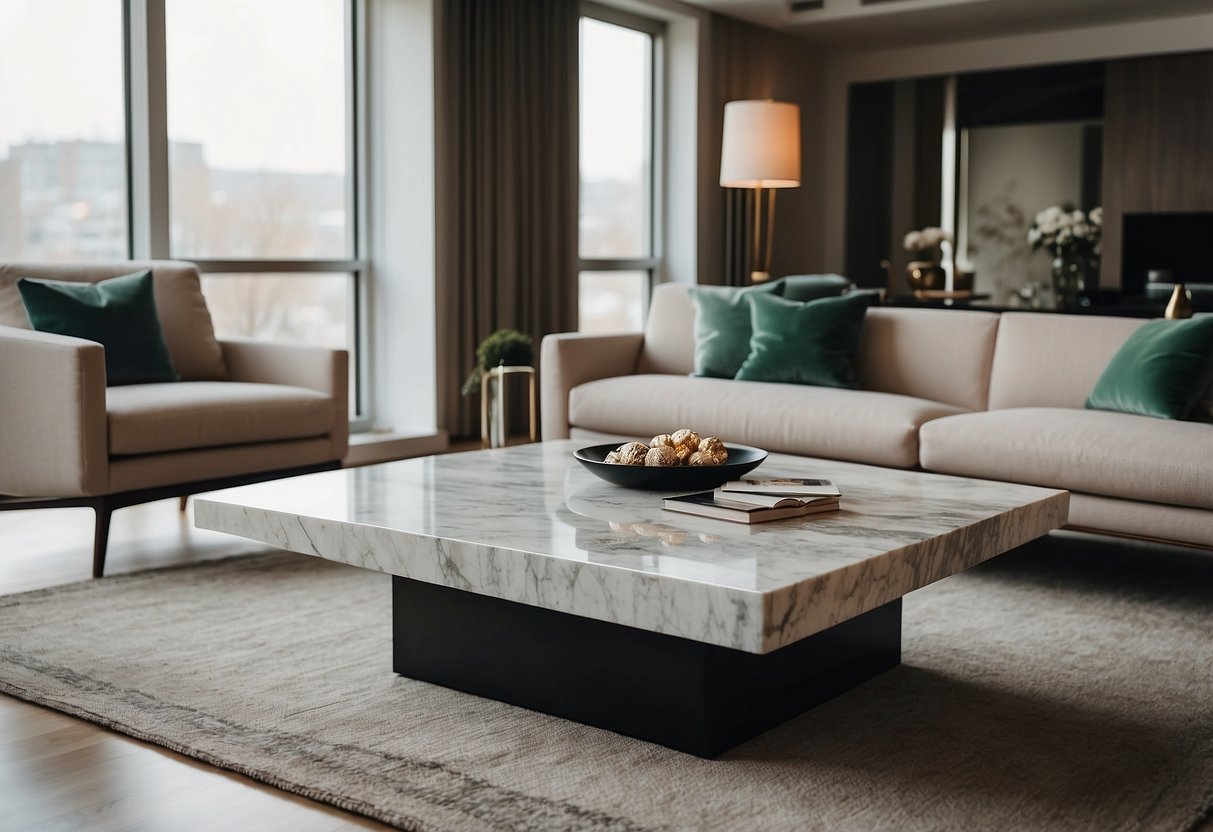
[577,2,665,331]
[124,0,369,426]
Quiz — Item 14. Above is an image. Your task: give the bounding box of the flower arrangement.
[903,227,952,264]
[1027,205,1102,258]
[461,328,534,396]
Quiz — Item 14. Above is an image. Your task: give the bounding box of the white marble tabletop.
[194,440,1068,654]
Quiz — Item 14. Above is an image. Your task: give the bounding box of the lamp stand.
[749,185,778,283]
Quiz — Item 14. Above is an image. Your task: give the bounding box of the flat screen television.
[1121,211,1213,298]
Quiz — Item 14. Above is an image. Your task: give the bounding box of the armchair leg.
[178,495,189,512]
[92,500,113,578]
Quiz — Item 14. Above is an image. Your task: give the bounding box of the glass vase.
[1051,254,1095,309]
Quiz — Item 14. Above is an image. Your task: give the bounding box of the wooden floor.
[0,497,391,831]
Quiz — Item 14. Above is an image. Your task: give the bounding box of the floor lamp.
[719,100,802,283]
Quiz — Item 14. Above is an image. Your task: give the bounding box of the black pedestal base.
[392,577,901,757]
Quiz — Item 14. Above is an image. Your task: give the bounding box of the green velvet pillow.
[688,281,782,378]
[775,274,852,302]
[1085,317,1213,420]
[17,270,179,386]
[735,291,872,387]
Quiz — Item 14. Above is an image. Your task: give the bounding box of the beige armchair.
[0,261,349,576]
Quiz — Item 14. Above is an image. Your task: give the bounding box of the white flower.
[1057,229,1073,244]
[1027,228,1042,245]
[903,231,923,251]
[1070,209,1084,223]
[1072,224,1089,239]
[1090,206,1103,226]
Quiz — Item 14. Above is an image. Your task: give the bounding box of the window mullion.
[126,0,171,260]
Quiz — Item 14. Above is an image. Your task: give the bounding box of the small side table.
[480,365,537,449]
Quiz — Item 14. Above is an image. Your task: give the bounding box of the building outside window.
[578,6,663,333]
[0,0,128,261]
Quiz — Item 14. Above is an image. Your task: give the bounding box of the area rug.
[2,534,1212,831]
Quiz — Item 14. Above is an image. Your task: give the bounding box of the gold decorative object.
[479,365,537,449]
[1165,283,1194,319]
[644,445,678,467]
[605,430,730,467]
[616,442,650,466]
[906,261,946,293]
[669,429,701,463]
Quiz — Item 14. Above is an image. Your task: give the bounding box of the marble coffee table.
[194,440,1068,756]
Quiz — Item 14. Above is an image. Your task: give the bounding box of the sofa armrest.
[0,325,108,497]
[219,339,349,460]
[540,332,644,440]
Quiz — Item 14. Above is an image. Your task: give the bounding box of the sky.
[0,0,346,175]
[1,1,647,182]
[579,17,650,183]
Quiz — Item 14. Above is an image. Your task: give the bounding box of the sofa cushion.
[1085,316,1213,420]
[17,271,179,386]
[106,382,334,456]
[986,313,1145,410]
[855,308,1000,411]
[919,407,1213,511]
[569,374,965,468]
[688,282,781,378]
[774,274,851,302]
[735,292,870,388]
[0,261,228,382]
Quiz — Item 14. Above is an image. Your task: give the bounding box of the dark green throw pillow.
[735,291,872,388]
[17,270,179,386]
[688,281,782,378]
[775,274,852,302]
[1085,317,1213,420]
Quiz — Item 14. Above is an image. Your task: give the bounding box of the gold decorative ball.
[644,445,678,467]
[616,442,650,465]
[696,436,728,465]
[669,429,701,463]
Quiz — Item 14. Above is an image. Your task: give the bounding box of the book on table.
[662,489,841,524]
[719,477,841,498]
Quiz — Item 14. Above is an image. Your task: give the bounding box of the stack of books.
[662,478,842,524]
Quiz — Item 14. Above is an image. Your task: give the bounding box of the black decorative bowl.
[573,443,768,491]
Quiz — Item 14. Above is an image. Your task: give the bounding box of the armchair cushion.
[17,270,179,386]
[0,261,228,382]
[106,382,335,456]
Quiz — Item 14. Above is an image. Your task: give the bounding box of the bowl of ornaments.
[573,429,767,490]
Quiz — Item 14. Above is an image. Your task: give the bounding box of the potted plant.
[1027,205,1101,308]
[462,328,534,397]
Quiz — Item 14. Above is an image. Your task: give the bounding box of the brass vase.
[1165,283,1194,319]
[906,261,945,293]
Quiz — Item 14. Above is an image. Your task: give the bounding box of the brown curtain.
[435,0,579,438]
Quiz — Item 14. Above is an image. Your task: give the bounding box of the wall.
[820,10,1213,274]
[1101,51,1213,289]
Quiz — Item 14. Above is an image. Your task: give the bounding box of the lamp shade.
[719,100,801,188]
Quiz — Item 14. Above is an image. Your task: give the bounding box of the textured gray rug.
[1,534,1212,831]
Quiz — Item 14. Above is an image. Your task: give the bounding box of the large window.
[165,0,350,259]
[578,9,661,333]
[163,0,362,415]
[0,1,128,261]
[0,0,365,417]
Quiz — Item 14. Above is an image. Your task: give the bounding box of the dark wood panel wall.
[1100,51,1213,289]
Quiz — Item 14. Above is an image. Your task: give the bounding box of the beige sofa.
[541,283,1213,549]
[0,261,349,575]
